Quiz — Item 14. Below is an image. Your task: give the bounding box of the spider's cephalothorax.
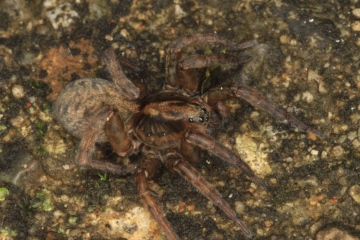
[52,33,325,239]
[134,92,210,148]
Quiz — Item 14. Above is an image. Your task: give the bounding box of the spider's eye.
[189,118,194,123]
[199,117,204,123]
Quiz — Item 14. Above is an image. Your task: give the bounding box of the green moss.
[37,147,45,155]
[0,228,16,237]
[97,172,108,181]
[32,191,54,211]
[0,187,9,201]
[68,216,77,224]
[35,121,47,136]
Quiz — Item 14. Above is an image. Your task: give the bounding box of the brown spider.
[52,33,325,239]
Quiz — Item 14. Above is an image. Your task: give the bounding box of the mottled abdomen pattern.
[52,78,138,142]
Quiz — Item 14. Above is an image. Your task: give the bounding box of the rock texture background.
[0,0,359,239]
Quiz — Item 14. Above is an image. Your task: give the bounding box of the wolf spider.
[52,33,325,239]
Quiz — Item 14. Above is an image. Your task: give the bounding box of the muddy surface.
[0,0,360,239]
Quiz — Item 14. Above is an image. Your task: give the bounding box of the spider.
[52,33,325,239]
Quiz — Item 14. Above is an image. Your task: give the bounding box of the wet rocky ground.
[0,0,360,239]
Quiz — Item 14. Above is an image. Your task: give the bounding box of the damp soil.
[0,0,360,239]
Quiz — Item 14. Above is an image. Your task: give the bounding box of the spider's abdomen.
[134,93,210,148]
[52,78,138,142]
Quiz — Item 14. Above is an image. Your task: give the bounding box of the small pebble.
[310,149,319,155]
[352,8,360,18]
[120,29,130,39]
[10,116,25,127]
[351,21,360,31]
[60,195,69,202]
[105,35,113,41]
[264,220,273,227]
[269,178,277,185]
[234,201,245,214]
[256,228,264,236]
[12,85,25,98]
[338,176,347,186]
[289,39,297,45]
[316,227,358,240]
[352,139,360,149]
[348,131,357,140]
[356,38,360,47]
[332,145,344,157]
[302,91,314,103]
[348,185,360,204]
[279,35,290,44]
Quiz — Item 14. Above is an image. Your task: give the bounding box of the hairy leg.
[103,48,141,100]
[105,112,133,157]
[179,53,250,69]
[183,130,267,189]
[76,107,137,175]
[204,86,326,138]
[136,170,180,240]
[172,159,253,238]
[165,33,256,91]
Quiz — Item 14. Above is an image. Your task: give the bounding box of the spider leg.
[172,53,251,92]
[172,68,199,92]
[105,112,133,157]
[170,158,253,239]
[165,33,256,91]
[103,48,141,100]
[180,134,201,163]
[136,153,180,240]
[215,101,231,121]
[183,130,267,189]
[179,53,250,70]
[203,86,326,139]
[232,86,326,138]
[76,107,137,175]
[167,33,257,54]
